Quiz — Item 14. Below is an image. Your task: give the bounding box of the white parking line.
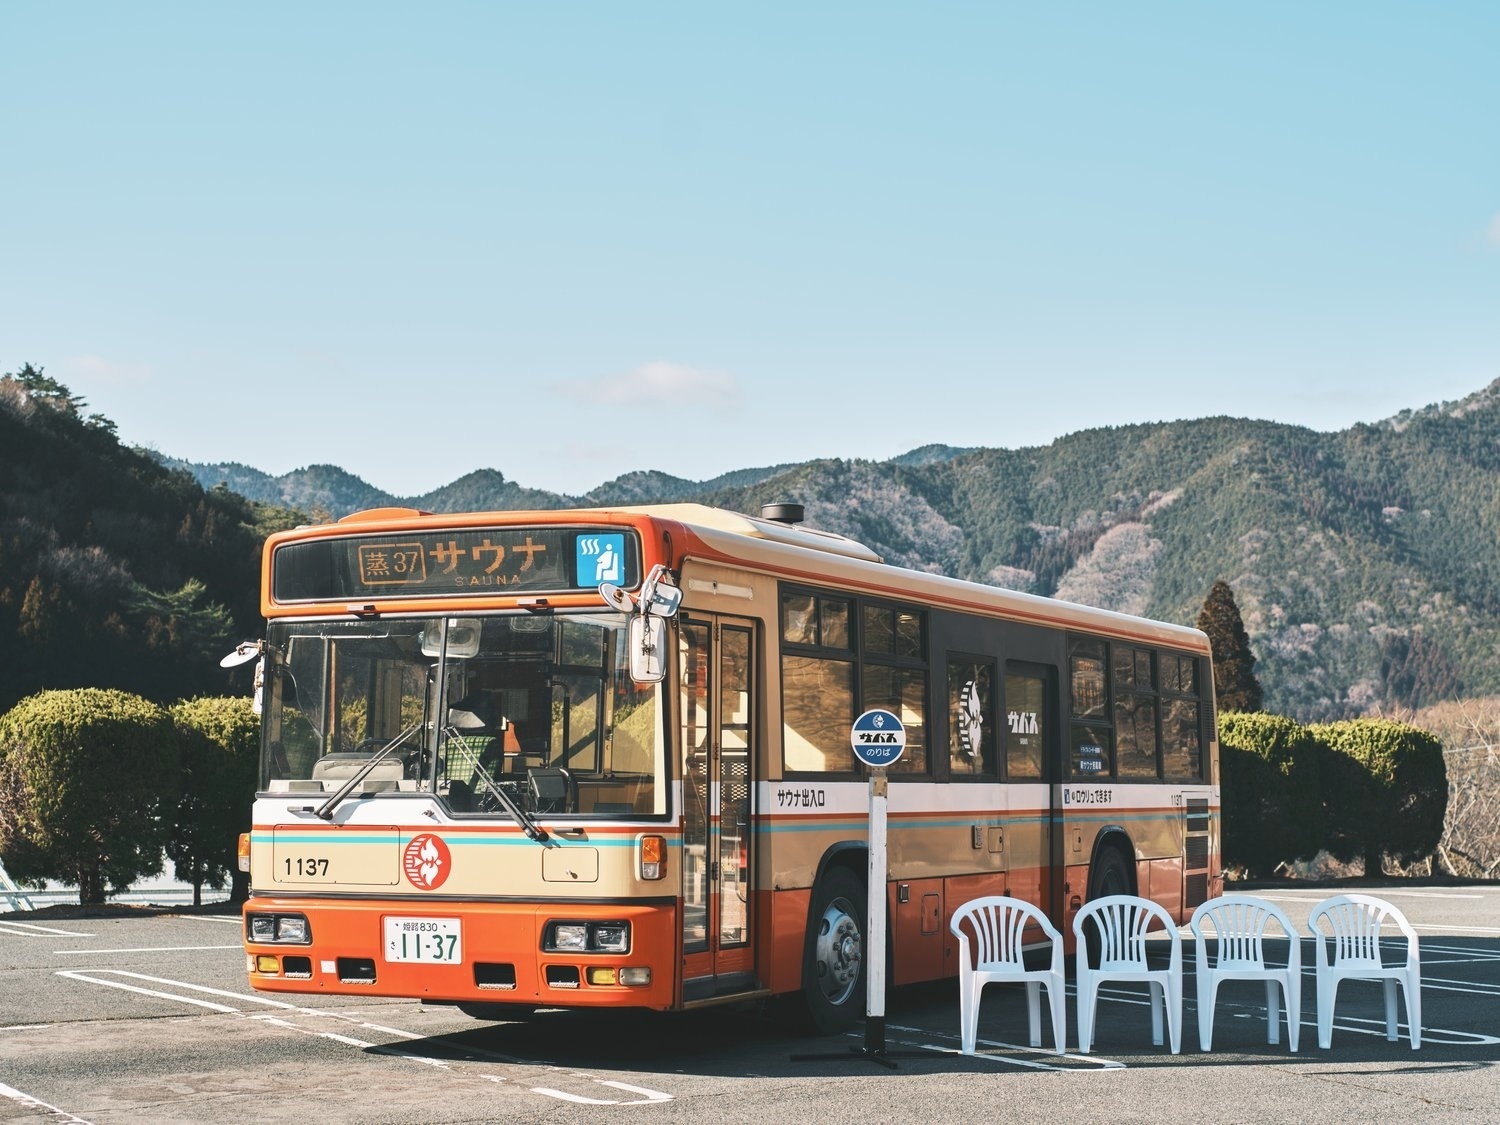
[532,1080,673,1105]
[175,915,246,925]
[1255,890,1484,901]
[56,945,240,955]
[0,921,94,937]
[883,1022,1125,1071]
[57,969,674,1105]
[0,1080,92,1123]
[57,971,242,1013]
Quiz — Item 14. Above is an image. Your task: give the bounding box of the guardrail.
[1,885,230,913]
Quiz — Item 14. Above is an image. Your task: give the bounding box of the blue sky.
[4,2,1497,498]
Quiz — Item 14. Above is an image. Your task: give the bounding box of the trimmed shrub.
[1218,711,1322,877]
[1310,718,1447,875]
[0,688,178,903]
[169,696,260,905]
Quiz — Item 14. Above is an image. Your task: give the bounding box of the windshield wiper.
[315,723,423,821]
[448,727,548,843]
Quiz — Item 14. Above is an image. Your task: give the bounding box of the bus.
[238,501,1221,1032]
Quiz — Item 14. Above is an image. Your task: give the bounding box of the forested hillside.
[0,367,294,715]
[169,379,1500,723]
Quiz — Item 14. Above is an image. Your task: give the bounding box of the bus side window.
[1069,638,1112,779]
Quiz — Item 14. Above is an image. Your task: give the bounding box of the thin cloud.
[553,361,742,410]
[1488,212,1500,248]
[66,354,153,382]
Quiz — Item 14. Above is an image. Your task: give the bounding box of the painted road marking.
[0,921,94,938]
[892,1021,1126,1072]
[1256,890,1485,901]
[56,945,240,955]
[0,1080,92,1124]
[58,969,673,1105]
[531,1080,673,1105]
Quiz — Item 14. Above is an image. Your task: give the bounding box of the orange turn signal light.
[639,834,666,880]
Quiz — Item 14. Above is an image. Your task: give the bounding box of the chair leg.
[1077,973,1095,1054]
[1265,978,1281,1046]
[1286,973,1301,1053]
[1198,976,1218,1052]
[1047,979,1067,1055]
[959,977,976,1055]
[1404,972,1422,1050]
[1025,981,1042,1048]
[1318,977,1338,1049]
[1166,972,1182,1055]
[1383,979,1399,1042]
[1148,980,1164,1047]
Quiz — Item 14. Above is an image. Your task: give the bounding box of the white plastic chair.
[1073,894,1182,1054]
[1307,893,1421,1049]
[1189,895,1301,1052]
[949,895,1067,1055]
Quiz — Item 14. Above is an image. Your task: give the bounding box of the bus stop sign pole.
[793,709,924,1068]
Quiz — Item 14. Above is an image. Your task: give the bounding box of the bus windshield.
[262,612,665,818]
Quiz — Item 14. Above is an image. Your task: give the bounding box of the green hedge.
[1218,711,1322,877]
[0,688,178,903]
[1310,718,1446,875]
[169,696,260,905]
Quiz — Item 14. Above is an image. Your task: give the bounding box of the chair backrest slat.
[951,895,1056,969]
[1190,894,1298,971]
[1308,893,1418,970]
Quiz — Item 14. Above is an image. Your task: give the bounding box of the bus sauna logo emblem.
[402,833,452,890]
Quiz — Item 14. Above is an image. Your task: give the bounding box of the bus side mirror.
[629,615,667,683]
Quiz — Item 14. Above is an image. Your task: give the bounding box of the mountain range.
[165,382,1500,723]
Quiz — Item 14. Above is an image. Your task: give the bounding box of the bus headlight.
[276,915,309,943]
[591,923,628,953]
[551,923,589,951]
[247,912,312,944]
[543,921,631,953]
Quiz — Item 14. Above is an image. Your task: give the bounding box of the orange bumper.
[243,895,679,1011]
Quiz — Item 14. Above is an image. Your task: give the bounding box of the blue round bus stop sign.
[850,708,907,768]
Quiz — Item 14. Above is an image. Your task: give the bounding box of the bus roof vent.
[760,503,804,525]
[338,507,432,523]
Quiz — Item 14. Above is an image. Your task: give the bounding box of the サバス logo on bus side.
[402,834,452,890]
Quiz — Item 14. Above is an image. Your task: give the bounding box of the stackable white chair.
[949,895,1067,1055]
[1189,895,1301,1052]
[1073,894,1183,1054]
[1307,894,1422,1049]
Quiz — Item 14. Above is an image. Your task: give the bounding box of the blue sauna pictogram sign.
[850,708,907,768]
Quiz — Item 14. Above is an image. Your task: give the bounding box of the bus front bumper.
[243,896,678,1011]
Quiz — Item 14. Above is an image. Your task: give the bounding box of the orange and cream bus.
[238,501,1221,1032]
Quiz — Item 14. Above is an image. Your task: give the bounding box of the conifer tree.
[1197,580,1263,712]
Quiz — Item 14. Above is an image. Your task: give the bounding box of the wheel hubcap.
[813,897,862,1005]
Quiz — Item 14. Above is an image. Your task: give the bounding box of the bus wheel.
[1082,845,1132,967]
[803,867,867,1035]
[1090,846,1131,899]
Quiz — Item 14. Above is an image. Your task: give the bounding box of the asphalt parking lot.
[2,883,1497,1123]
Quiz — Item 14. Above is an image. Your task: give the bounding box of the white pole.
[867,769,888,1021]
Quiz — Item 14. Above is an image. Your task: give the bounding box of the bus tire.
[1082,844,1133,968]
[802,866,867,1035]
[1089,845,1132,900]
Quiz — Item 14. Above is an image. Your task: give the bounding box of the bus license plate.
[382,916,462,964]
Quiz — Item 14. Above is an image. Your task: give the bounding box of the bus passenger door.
[680,616,756,998]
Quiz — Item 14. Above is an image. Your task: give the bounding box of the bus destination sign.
[272,527,640,603]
